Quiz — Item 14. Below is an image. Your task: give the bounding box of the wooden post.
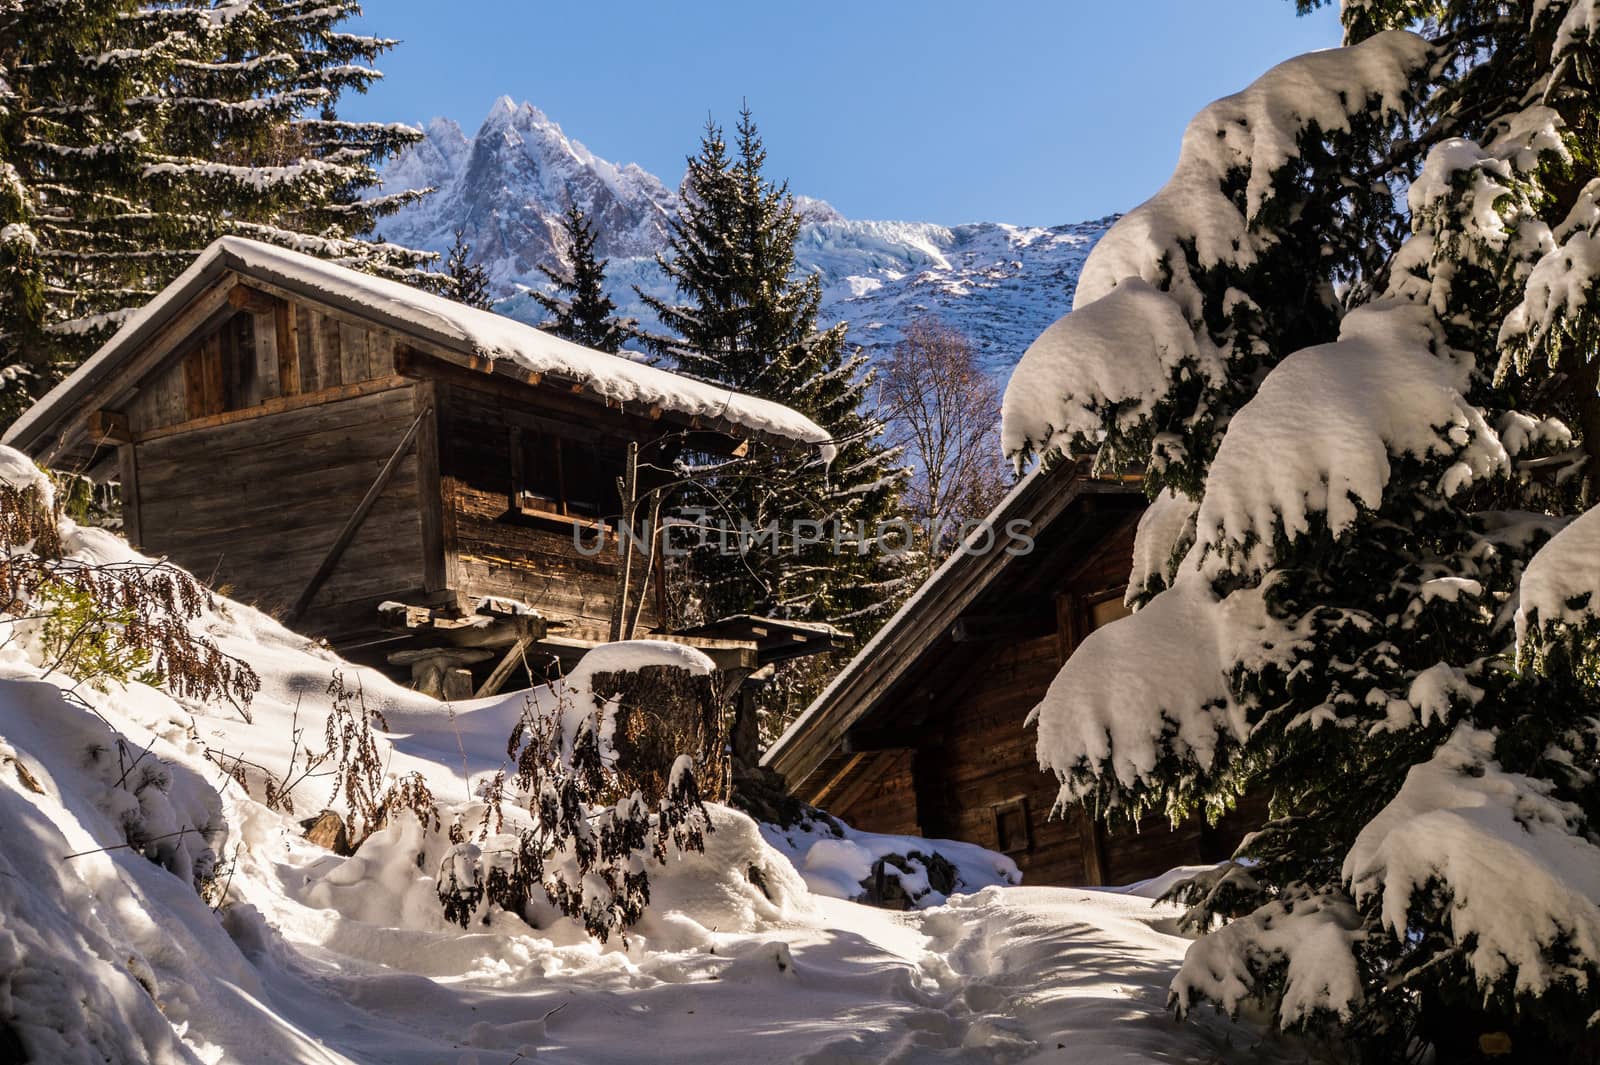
[609,440,639,642]
[1076,806,1108,886]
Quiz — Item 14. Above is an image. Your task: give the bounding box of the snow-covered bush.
[1007,3,1600,1058]
[440,644,716,942]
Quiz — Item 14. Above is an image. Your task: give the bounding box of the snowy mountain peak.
[378,100,1112,376]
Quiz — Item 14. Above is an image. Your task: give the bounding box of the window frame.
[507,424,620,530]
[990,795,1032,856]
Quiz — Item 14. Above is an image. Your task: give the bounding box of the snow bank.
[0,445,1276,1063]
[760,816,1019,908]
[1345,726,1600,998]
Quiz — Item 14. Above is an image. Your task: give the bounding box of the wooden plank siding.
[435,379,660,643]
[130,384,429,642]
[124,294,399,438]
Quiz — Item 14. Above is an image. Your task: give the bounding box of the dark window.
[510,427,619,522]
[991,796,1031,855]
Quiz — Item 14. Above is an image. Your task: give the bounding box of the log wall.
[126,291,398,435]
[436,379,660,643]
[827,515,1263,888]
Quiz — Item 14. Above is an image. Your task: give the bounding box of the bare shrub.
[0,480,259,712]
[323,670,439,849]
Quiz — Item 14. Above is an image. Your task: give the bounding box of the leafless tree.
[875,318,1011,566]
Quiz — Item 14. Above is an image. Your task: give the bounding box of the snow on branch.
[1030,575,1296,807]
[1514,504,1600,655]
[1193,301,1506,577]
[1498,178,1600,373]
[1074,30,1429,319]
[999,279,1218,465]
[1343,725,1600,1001]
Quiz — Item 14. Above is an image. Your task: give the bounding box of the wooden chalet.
[762,462,1262,888]
[5,237,840,696]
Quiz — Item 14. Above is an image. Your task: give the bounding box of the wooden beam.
[412,381,445,593]
[1076,806,1107,886]
[135,376,411,443]
[808,752,868,808]
[227,284,277,314]
[474,635,534,698]
[274,298,300,396]
[949,609,1055,644]
[286,405,431,626]
[117,444,141,548]
[88,408,131,444]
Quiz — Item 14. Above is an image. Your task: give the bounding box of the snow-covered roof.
[5,236,834,459]
[763,461,1142,784]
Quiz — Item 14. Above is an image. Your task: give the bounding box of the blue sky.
[343,2,1343,226]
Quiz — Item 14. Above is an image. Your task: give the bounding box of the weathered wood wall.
[129,383,428,642]
[435,378,660,644]
[126,291,399,435]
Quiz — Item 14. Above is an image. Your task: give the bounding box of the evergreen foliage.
[0,0,432,407]
[444,228,494,310]
[1006,3,1600,1059]
[643,107,912,650]
[530,205,627,353]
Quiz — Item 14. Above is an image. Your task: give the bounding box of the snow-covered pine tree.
[0,0,431,398]
[531,205,628,353]
[1002,3,1600,1059]
[642,108,911,646]
[140,0,435,295]
[443,229,494,310]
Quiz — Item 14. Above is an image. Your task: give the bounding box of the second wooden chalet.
[762,462,1263,888]
[5,237,840,696]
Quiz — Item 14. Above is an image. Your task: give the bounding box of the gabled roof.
[762,460,1143,789]
[5,237,833,459]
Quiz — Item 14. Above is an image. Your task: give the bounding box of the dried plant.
[0,481,259,714]
[440,689,711,941]
[323,670,438,848]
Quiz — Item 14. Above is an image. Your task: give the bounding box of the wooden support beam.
[287,405,430,626]
[950,609,1056,645]
[1076,806,1107,886]
[117,444,141,548]
[88,408,131,444]
[474,634,535,698]
[274,298,300,396]
[227,284,277,314]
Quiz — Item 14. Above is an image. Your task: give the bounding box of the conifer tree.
[443,229,494,310]
[643,108,911,637]
[643,107,912,735]
[531,206,627,353]
[1003,3,1600,1058]
[0,0,432,404]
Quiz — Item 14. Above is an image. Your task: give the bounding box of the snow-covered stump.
[566,642,729,804]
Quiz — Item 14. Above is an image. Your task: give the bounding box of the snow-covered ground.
[0,450,1280,1064]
